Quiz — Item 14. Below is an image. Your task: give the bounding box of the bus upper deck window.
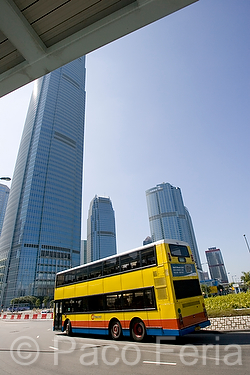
[141,246,156,266]
[56,274,64,287]
[103,258,119,275]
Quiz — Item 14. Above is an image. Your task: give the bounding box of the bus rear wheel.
[131,319,146,342]
[110,319,122,340]
[65,320,72,336]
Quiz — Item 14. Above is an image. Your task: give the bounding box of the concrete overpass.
[0,0,197,98]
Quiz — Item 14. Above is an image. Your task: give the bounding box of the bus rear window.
[173,279,202,300]
[169,244,190,257]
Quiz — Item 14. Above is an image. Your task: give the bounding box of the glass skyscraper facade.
[0,57,86,307]
[0,184,10,236]
[87,195,117,262]
[81,239,87,265]
[146,182,202,271]
[205,247,228,283]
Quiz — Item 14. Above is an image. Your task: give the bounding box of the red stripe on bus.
[69,312,207,331]
[182,312,206,327]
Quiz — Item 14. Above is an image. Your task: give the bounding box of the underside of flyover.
[0,0,198,98]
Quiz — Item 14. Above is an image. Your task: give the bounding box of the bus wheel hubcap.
[113,323,120,336]
[134,323,142,337]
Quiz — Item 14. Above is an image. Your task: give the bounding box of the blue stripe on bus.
[173,321,211,336]
[122,329,130,337]
[200,320,211,328]
[70,320,210,337]
[72,327,109,335]
[72,327,130,336]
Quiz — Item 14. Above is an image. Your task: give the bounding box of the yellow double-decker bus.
[53,240,210,341]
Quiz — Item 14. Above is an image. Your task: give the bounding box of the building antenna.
[243,234,250,253]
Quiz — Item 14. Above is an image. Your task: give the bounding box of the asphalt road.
[0,320,249,375]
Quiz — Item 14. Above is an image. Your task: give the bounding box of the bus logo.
[91,314,102,320]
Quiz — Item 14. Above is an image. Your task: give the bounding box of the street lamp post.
[243,234,250,253]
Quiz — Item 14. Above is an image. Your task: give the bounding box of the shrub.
[204,291,250,317]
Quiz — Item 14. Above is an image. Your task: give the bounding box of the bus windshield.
[169,244,190,257]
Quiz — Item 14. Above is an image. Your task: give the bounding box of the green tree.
[241,271,250,290]
[217,284,224,295]
[43,296,50,308]
[35,297,41,309]
[10,295,38,309]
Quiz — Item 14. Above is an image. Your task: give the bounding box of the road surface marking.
[143,360,176,366]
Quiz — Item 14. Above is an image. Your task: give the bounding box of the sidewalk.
[204,315,250,331]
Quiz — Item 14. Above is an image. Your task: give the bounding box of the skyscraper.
[81,239,87,265]
[0,184,10,236]
[146,182,202,271]
[0,57,86,307]
[87,195,117,262]
[205,247,228,283]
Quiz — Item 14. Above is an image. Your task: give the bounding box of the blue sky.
[0,0,249,282]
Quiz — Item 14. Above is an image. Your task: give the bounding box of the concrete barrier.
[0,312,53,320]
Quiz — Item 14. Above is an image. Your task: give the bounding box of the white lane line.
[143,360,176,366]
[49,346,59,350]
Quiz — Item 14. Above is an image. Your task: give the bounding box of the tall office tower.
[87,195,117,262]
[0,184,10,236]
[0,57,86,307]
[81,240,87,265]
[205,247,228,283]
[146,182,202,271]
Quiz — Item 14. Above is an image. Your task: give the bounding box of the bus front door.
[54,301,62,331]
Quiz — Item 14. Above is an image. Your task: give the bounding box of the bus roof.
[56,239,190,276]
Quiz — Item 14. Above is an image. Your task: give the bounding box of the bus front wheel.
[110,319,122,340]
[131,319,146,342]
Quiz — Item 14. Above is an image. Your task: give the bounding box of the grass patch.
[204,291,250,317]
[207,308,250,318]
